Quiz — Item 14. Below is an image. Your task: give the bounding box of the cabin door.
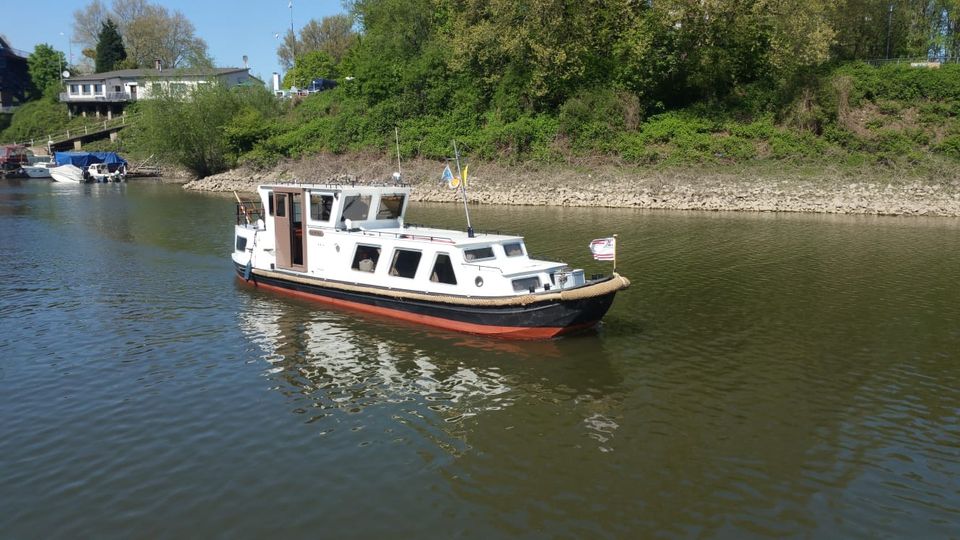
[273,189,307,271]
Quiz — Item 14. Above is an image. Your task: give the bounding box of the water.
[2,180,959,538]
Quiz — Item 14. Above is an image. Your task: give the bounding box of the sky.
[2,0,346,82]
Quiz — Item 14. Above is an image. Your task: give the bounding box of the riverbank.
[182,153,960,217]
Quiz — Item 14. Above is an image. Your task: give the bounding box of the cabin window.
[464,246,495,262]
[352,244,381,273]
[503,242,525,257]
[70,84,79,94]
[389,249,421,279]
[267,192,274,216]
[512,276,541,292]
[309,193,334,222]
[274,194,286,217]
[82,84,92,95]
[430,253,457,285]
[235,235,247,252]
[341,195,371,222]
[94,84,103,94]
[113,85,122,93]
[376,194,405,219]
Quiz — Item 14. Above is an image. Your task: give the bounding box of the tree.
[72,0,210,69]
[277,14,356,69]
[137,83,279,177]
[283,51,337,89]
[27,44,67,100]
[95,19,127,72]
[124,6,209,68]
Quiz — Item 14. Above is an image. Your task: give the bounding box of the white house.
[60,62,262,118]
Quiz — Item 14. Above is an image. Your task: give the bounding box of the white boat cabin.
[234,183,587,297]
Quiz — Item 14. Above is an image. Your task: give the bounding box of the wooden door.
[274,192,291,268]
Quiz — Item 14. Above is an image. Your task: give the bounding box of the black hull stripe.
[235,264,618,329]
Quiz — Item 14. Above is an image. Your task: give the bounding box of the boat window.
[341,195,371,222]
[503,242,525,257]
[464,246,495,262]
[351,244,381,273]
[389,249,421,279]
[376,194,405,219]
[274,194,286,217]
[267,192,274,216]
[310,193,334,222]
[512,276,541,292]
[430,253,458,285]
[235,235,247,252]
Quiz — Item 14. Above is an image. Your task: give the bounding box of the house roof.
[67,67,250,82]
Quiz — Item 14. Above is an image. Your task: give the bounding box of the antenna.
[394,127,402,181]
[452,140,474,238]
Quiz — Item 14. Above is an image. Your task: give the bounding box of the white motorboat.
[22,160,55,178]
[49,164,85,183]
[87,162,126,182]
[232,182,630,339]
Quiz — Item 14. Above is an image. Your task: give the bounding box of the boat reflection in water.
[236,285,625,453]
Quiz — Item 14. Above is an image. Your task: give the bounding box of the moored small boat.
[49,164,84,183]
[232,182,629,339]
[22,160,54,178]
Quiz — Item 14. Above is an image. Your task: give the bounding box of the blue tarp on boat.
[55,152,127,168]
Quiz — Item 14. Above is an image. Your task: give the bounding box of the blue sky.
[2,0,346,81]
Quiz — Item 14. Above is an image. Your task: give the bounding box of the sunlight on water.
[1,181,958,538]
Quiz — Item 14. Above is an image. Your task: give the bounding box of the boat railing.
[353,229,456,244]
[236,201,264,225]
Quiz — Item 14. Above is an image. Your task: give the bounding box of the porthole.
[475,276,484,287]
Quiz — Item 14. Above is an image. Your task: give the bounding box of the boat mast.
[452,140,474,238]
[394,127,402,181]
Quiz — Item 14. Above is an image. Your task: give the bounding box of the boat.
[49,163,85,183]
[232,182,630,339]
[50,151,128,183]
[22,158,55,178]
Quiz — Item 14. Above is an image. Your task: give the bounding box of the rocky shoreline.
[182,153,960,217]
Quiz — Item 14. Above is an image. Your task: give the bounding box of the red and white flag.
[589,237,616,261]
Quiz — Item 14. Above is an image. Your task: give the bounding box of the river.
[2,180,958,538]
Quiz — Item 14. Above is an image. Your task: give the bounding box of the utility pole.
[289,1,296,88]
[886,3,894,59]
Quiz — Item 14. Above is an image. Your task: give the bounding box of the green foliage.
[935,135,960,159]
[26,44,66,100]
[95,19,127,73]
[282,51,338,89]
[0,100,70,142]
[134,83,281,177]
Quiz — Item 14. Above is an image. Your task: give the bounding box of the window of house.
[340,195,371,223]
[430,253,457,285]
[151,83,162,95]
[113,85,122,93]
[503,242,525,257]
[70,84,79,94]
[389,249,421,279]
[463,246,495,262]
[170,83,187,95]
[309,193,334,222]
[376,194,405,219]
[351,244,381,273]
[94,84,103,94]
[512,276,541,292]
[82,84,92,95]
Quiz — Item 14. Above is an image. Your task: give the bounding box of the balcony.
[60,91,134,103]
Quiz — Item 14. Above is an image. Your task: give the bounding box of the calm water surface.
[1,180,959,538]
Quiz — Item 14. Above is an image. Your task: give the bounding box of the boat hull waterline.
[235,264,626,339]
